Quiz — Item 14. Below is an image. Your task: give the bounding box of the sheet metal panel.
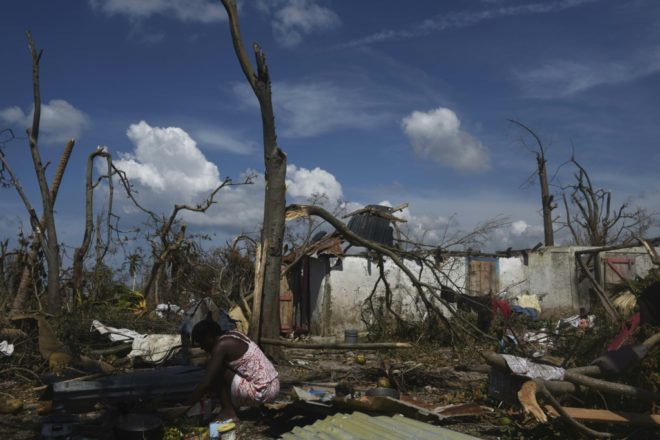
[281,412,482,440]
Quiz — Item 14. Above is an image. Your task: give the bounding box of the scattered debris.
[126,334,182,365]
[500,354,565,381]
[0,340,14,356]
[155,303,183,318]
[0,397,23,414]
[91,320,144,342]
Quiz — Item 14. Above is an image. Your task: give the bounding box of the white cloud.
[88,0,226,23]
[0,100,89,144]
[511,220,530,236]
[357,199,456,245]
[270,0,341,47]
[345,0,599,47]
[193,128,255,155]
[114,121,221,198]
[401,107,490,172]
[401,212,455,245]
[178,170,266,233]
[514,53,660,98]
[286,164,343,203]
[233,81,388,138]
[108,121,346,236]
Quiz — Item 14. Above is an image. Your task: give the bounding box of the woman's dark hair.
[191,319,223,345]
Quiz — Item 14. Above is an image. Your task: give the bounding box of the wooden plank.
[545,406,660,427]
[279,270,294,332]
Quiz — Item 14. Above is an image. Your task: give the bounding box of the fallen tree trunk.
[563,370,660,402]
[261,338,412,350]
[482,351,660,402]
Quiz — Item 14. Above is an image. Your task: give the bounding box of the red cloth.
[607,312,640,351]
[491,297,512,320]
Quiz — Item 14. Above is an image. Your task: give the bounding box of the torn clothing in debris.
[91,320,144,342]
[91,320,181,364]
[554,314,595,333]
[501,354,565,381]
[608,312,640,352]
[127,334,181,364]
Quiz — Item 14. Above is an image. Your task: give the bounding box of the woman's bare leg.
[215,369,238,421]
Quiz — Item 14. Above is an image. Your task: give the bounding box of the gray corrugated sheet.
[281,412,481,440]
[46,366,204,412]
[346,205,394,246]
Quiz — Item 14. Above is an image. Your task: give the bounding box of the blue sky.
[1,0,658,256]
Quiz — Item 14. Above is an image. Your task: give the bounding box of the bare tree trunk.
[538,155,554,246]
[0,241,8,301]
[72,150,111,296]
[24,32,67,313]
[9,139,74,315]
[221,0,286,349]
[249,243,265,339]
[509,120,554,246]
[144,225,186,304]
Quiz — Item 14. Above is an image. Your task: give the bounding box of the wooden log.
[261,338,412,350]
[563,371,660,403]
[481,351,580,394]
[482,351,660,402]
[545,406,660,427]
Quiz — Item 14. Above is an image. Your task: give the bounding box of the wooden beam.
[545,406,660,427]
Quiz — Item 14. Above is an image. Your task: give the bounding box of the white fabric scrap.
[555,314,595,333]
[127,334,181,364]
[0,340,14,356]
[501,354,565,381]
[155,303,182,318]
[91,320,144,342]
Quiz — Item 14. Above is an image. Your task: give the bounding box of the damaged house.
[280,206,660,337]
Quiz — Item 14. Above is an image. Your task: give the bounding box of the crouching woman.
[179,320,279,421]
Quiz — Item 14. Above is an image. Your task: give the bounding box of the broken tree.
[0,33,76,315]
[221,0,287,350]
[509,120,556,247]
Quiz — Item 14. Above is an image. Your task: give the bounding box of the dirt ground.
[1,308,659,439]
[0,343,524,439]
[4,340,657,440]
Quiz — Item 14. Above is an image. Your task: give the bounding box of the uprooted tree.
[220,0,287,350]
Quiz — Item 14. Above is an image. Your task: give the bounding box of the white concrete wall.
[308,246,660,336]
[310,255,466,337]
[528,248,579,311]
[498,257,529,296]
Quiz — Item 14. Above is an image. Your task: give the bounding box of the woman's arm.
[184,341,226,407]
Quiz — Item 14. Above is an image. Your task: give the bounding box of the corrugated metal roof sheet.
[346,205,394,246]
[280,412,482,440]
